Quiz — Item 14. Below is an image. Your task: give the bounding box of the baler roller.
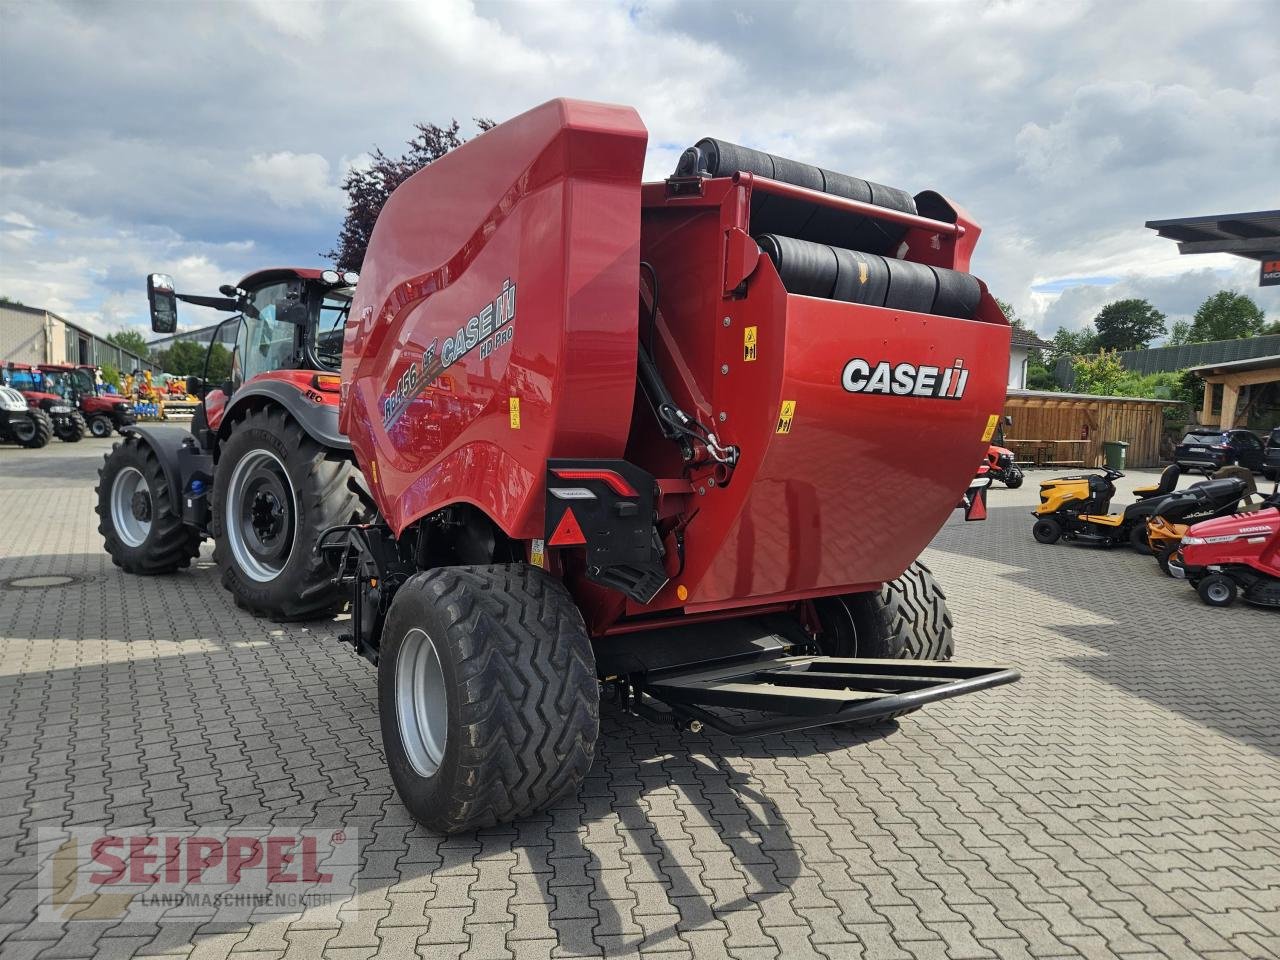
[758,234,981,319]
[675,137,919,254]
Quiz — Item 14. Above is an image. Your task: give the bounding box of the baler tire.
[211,408,359,622]
[14,409,52,448]
[96,436,202,574]
[55,411,86,442]
[379,565,599,834]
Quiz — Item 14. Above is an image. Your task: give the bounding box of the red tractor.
[0,362,86,442]
[94,268,363,620]
[38,363,136,437]
[316,99,1018,832]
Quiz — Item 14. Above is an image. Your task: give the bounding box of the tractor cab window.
[8,370,41,393]
[234,282,300,388]
[313,286,354,371]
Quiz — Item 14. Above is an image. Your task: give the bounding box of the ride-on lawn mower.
[1,362,86,442]
[1169,484,1280,608]
[1031,464,1191,551]
[0,384,52,448]
[95,269,363,620]
[316,99,1019,832]
[984,415,1023,488]
[1146,467,1259,575]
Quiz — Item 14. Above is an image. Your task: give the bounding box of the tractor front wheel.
[211,408,359,621]
[379,565,599,833]
[1155,541,1179,576]
[12,410,52,448]
[88,415,114,439]
[54,411,85,442]
[96,436,202,574]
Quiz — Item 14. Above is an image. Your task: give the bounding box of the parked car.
[1264,426,1280,481]
[1174,427,1266,475]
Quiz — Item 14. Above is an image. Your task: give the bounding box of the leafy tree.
[1026,363,1059,391]
[154,340,208,376]
[1188,291,1265,342]
[329,117,496,272]
[99,363,122,390]
[1044,325,1098,366]
[1071,350,1127,395]
[1260,319,1280,337]
[107,328,153,360]
[1092,299,1166,351]
[0,295,25,307]
[1166,319,1194,346]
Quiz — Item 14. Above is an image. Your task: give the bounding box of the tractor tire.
[1155,540,1178,576]
[1196,573,1237,608]
[12,410,52,448]
[1033,517,1062,544]
[1128,524,1152,554]
[88,415,114,439]
[379,565,599,833]
[211,407,359,621]
[816,560,954,661]
[96,436,202,574]
[54,411,85,442]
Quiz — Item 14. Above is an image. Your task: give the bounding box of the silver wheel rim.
[110,466,151,547]
[396,628,448,778]
[12,419,35,441]
[92,418,110,437]
[1206,581,1231,604]
[224,448,296,583]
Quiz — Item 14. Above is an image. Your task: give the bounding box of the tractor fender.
[119,424,213,511]
[219,380,351,451]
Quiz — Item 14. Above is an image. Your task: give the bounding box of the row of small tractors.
[1030,462,1280,610]
[0,362,137,448]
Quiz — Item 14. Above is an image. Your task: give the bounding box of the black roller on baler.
[757,234,981,319]
[675,137,917,253]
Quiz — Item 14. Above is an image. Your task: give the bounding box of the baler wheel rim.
[395,627,449,778]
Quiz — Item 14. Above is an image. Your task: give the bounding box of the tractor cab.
[147,268,356,435]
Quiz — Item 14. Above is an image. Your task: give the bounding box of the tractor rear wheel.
[815,560,954,661]
[54,411,85,442]
[96,436,202,574]
[12,410,52,448]
[1196,574,1238,607]
[211,408,359,621]
[379,565,599,833]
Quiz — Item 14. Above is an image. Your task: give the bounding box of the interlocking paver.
[2,446,1279,959]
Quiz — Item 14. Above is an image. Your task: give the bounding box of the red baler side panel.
[341,99,648,537]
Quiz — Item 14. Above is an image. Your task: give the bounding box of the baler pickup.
[642,654,1019,737]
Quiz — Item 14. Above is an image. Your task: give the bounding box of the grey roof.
[1010,327,1052,351]
[1006,389,1184,405]
[1185,353,1280,376]
[1145,209,1280,263]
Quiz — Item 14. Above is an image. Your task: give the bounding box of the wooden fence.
[1002,391,1185,468]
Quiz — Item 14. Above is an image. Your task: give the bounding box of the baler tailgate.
[643,656,1020,736]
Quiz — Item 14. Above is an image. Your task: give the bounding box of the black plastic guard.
[545,459,668,604]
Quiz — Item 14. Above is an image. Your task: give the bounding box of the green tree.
[107,328,153,359]
[1072,350,1127,395]
[154,340,208,376]
[99,363,122,390]
[1044,325,1098,366]
[0,295,25,307]
[1166,319,1194,346]
[1188,291,1265,342]
[1092,299,1166,351]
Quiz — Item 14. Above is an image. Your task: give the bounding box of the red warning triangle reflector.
[966,488,988,521]
[549,508,587,546]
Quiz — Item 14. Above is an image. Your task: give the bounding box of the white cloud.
[246,152,343,211]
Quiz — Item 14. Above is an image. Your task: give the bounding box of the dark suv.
[1265,427,1280,481]
[1175,428,1266,475]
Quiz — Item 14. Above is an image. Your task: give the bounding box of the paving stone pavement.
[1,440,1278,959]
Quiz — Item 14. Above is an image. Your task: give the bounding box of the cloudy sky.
[1,0,1276,340]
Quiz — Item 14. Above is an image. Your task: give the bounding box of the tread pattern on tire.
[879,560,954,660]
[211,406,359,621]
[385,565,599,834]
[55,410,85,442]
[95,436,202,574]
[17,409,53,448]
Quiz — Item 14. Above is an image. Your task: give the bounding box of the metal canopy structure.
[1146,210,1280,286]
[1185,353,1280,430]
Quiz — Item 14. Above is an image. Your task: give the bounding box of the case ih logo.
[842,358,970,399]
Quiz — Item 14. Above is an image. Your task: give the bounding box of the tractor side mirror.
[1003,415,1013,426]
[186,376,206,398]
[147,274,178,333]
